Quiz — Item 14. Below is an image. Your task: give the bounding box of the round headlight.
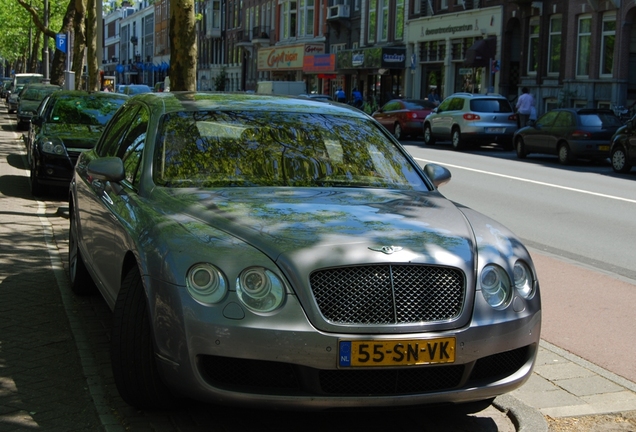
[237,267,286,313]
[186,263,227,305]
[513,261,534,298]
[479,264,512,309]
[41,137,66,155]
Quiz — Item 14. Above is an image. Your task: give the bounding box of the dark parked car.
[7,84,26,114]
[297,93,333,102]
[513,108,622,164]
[372,98,437,140]
[609,118,636,173]
[28,90,128,195]
[16,83,62,130]
[121,84,152,95]
[69,92,541,411]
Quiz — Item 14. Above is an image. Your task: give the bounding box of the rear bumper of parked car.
[149,276,542,409]
[569,140,611,159]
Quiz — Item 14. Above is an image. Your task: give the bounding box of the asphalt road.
[0,107,517,431]
[403,139,636,385]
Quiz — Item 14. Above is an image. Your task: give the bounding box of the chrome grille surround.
[310,264,465,325]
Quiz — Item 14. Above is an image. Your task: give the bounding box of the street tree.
[169,0,197,91]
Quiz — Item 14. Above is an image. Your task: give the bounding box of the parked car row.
[5,91,542,413]
[377,91,635,173]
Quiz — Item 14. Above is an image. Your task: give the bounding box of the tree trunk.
[16,0,76,86]
[169,0,197,91]
[72,0,87,90]
[85,0,99,91]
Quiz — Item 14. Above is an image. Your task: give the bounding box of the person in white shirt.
[516,87,534,128]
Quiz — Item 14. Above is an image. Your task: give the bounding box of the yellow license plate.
[599,145,610,151]
[338,338,456,367]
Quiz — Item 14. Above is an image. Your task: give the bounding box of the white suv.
[423,93,517,150]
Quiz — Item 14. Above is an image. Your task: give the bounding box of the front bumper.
[149,277,541,409]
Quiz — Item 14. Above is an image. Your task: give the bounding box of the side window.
[96,105,141,157]
[438,98,452,111]
[536,110,560,127]
[117,106,149,188]
[450,98,465,111]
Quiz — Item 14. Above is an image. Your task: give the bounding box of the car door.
[522,110,560,152]
[80,104,145,303]
[429,97,462,138]
[374,101,403,133]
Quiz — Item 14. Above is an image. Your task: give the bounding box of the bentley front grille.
[310,265,465,325]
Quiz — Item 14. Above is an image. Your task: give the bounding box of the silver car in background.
[423,93,517,150]
[69,92,541,411]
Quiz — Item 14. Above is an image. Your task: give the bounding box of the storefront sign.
[337,47,406,70]
[258,44,325,71]
[303,54,336,73]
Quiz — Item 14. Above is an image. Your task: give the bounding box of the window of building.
[299,0,314,37]
[379,0,388,42]
[577,15,592,77]
[331,43,346,53]
[368,0,376,44]
[395,0,404,40]
[440,0,448,9]
[527,19,539,74]
[600,13,616,77]
[548,15,561,75]
[280,1,298,39]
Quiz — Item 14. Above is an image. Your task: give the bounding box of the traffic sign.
[55,34,67,53]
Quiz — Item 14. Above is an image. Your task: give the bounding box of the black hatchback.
[513,108,623,164]
[27,90,128,196]
[609,118,636,173]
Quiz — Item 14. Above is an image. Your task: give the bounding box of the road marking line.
[415,158,636,204]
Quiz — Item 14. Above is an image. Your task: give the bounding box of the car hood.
[163,187,476,271]
[43,124,103,148]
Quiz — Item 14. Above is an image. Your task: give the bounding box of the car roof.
[46,90,129,100]
[129,92,370,118]
[449,92,507,99]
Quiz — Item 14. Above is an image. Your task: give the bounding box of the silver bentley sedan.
[69,92,541,411]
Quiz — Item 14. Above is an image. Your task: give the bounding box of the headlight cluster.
[41,137,66,155]
[185,264,286,313]
[479,260,535,309]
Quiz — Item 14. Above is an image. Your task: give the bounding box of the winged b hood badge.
[368,246,403,255]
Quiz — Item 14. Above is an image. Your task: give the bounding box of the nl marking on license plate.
[339,338,456,367]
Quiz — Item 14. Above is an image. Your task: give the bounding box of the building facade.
[99,0,636,119]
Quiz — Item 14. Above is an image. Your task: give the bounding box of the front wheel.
[30,167,44,197]
[423,124,435,145]
[611,146,632,173]
[69,210,96,295]
[393,123,403,140]
[451,128,464,151]
[111,265,176,409]
[515,137,527,159]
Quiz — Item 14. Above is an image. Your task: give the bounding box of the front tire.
[423,124,435,145]
[30,167,44,197]
[451,128,464,150]
[515,137,527,159]
[611,146,632,173]
[393,123,403,140]
[111,265,175,409]
[69,209,96,295]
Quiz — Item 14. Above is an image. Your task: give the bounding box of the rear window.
[470,99,513,113]
[579,113,623,128]
[404,100,436,109]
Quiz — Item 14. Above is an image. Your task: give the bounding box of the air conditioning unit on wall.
[328,4,350,19]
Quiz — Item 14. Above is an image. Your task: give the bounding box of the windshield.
[154,111,428,190]
[49,95,127,125]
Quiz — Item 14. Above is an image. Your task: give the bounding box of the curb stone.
[495,394,548,432]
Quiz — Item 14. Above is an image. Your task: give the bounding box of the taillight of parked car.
[463,113,481,121]
[572,130,592,139]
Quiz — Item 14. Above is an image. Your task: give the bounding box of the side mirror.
[31,116,43,127]
[87,157,125,183]
[424,163,451,188]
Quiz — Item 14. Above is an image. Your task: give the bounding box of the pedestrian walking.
[352,88,363,108]
[335,87,346,103]
[427,87,441,106]
[516,87,534,128]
